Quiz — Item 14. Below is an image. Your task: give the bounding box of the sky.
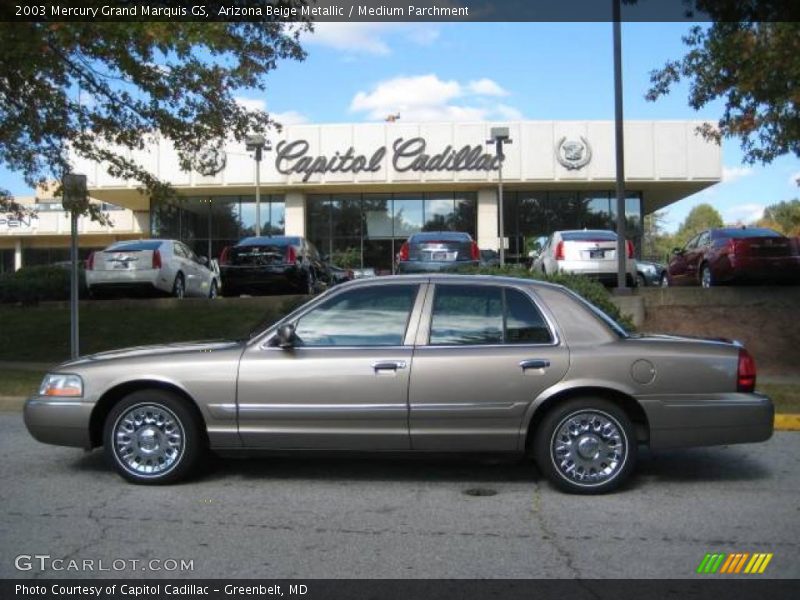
[1,21,798,233]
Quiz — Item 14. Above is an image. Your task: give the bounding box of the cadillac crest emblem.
[556,136,592,170]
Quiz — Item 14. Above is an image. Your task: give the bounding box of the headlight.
[38,374,83,398]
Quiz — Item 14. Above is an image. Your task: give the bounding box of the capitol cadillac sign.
[274,137,504,183]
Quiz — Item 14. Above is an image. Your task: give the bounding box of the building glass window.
[0,249,15,274]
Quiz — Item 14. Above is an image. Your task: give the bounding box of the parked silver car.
[86,239,221,299]
[24,275,772,493]
[532,230,637,286]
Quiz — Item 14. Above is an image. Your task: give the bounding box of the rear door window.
[429,285,553,346]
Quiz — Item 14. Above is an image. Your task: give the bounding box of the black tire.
[660,272,669,287]
[636,273,647,288]
[304,270,315,295]
[172,273,185,299]
[103,389,204,485]
[533,397,637,494]
[208,280,218,299]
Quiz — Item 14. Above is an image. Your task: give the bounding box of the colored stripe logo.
[696,552,773,574]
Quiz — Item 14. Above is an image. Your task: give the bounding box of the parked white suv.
[531,230,637,286]
[86,239,221,299]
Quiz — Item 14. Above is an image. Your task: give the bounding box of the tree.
[642,210,675,262]
[758,199,800,235]
[646,5,800,166]
[675,203,723,245]
[0,4,311,220]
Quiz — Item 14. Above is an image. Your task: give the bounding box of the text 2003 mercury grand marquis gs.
[24,275,773,494]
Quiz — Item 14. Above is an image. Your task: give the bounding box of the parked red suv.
[666,227,800,287]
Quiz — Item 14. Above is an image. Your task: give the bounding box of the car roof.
[237,236,301,246]
[332,273,566,292]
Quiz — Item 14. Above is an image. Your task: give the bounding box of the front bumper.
[24,397,94,449]
[640,392,774,450]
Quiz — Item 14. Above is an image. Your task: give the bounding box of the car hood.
[56,340,244,369]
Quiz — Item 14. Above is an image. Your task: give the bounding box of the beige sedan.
[24,275,773,494]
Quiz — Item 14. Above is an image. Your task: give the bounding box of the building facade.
[30,120,721,273]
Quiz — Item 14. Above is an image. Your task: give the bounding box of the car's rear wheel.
[636,273,646,288]
[660,272,669,287]
[103,390,203,484]
[208,280,218,299]
[172,273,185,299]
[533,398,636,494]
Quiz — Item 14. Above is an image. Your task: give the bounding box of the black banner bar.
[2,580,800,600]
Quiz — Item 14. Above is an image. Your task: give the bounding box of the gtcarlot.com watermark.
[14,554,194,573]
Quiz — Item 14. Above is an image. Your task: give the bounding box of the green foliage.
[0,266,87,305]
[0,9,311,214]
[642,210,675,263]
[758,199,800,236]
[462,265,635,332]
[331,247,362,269]
[675,203,724,246]
[647,18,800,165]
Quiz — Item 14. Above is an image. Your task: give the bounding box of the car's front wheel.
[533,398,637,494]
[103,390,203,484]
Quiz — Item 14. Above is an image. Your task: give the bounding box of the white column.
[14,239,22,271]
[283,192,306,237]
[477,188,499,251]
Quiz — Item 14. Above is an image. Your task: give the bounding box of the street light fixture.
[245,134,271,236]
[487,127,512,266]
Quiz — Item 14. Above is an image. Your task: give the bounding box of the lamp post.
[245,134,271,236]
[62,173,87,359]
[487,127,512,266]
[613,0,629,292]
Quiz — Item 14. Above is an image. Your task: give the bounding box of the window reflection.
[294,285,418,347]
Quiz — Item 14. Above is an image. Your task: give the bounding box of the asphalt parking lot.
[0,412,798,579]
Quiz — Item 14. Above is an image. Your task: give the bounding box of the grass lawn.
[0,297,307,363]
[0,369,45,397]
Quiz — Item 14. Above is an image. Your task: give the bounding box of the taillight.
[555,241,565,260]
[152,249,162,269]
[398,242,409,261]
[470,241,480,261]
[285,245,297,263]
[85,252,94,270]
[626,240,634,259]
[219,246,230,265]
[737,348,756,393]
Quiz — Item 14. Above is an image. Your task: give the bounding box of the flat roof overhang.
[89,179,718,215]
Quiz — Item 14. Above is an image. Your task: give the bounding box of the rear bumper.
[715,257,800,283]
[24,397,94,449]
[639,392,774,450]
[397,260,479,273]
[221,265,304,294]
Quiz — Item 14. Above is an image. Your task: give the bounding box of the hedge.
[0,265,87,305]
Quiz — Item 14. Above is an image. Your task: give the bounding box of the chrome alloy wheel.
[112,403,185,477]
[550,409,628,487]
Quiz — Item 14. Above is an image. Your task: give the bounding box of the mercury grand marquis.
[24,275,773,494]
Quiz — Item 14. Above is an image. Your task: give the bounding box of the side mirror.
[276,323,297,349]
[672,247,683,255]
[198,256,209,266]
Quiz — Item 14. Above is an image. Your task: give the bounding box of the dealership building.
[2,120,721,273]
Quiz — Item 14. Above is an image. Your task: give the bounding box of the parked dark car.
[396,231,481,273]
[219,236,330,296]
[666,227,800,287]
[636,260,667,287]
[328,265,354,285]
[479,249,500,267]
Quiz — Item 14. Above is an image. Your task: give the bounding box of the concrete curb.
[1,395,798,431]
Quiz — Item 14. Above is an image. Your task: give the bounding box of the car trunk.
[563,237,619,263]
[730,236,793,258]
[228,244,291,268]
[93,248,157,271]
[410,239,473,262]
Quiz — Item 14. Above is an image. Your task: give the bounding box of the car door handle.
[372,360,407,371]
[519,359,550,370]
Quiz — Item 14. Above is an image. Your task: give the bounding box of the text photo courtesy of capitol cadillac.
[2,1,800,599]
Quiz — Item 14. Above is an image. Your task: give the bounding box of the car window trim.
[415,281,560,348]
